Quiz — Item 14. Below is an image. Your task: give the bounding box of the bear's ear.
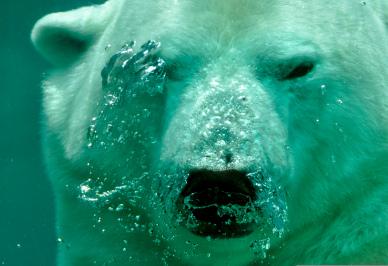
[376,1,388,30]
[383,3,388,29]
[31,3,114,66]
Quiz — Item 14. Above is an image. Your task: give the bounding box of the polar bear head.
[32,1,388,265]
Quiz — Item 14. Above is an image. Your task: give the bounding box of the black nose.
[176,169,257,238]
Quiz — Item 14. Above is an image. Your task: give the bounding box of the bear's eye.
[166,63,184,81]
[283,62,314,80]
[161,52,203,82]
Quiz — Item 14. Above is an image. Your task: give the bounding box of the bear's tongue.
[177,170,257,238]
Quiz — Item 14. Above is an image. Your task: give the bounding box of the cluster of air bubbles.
[79,177,135,207]
[101,40,166,98]
[87,40,166,149]
[78,172,150,233]
[190,89,256,165]
[248,171,288,259]
[77,41,170,244]
[247,171,288,238]
[249,238,271,259]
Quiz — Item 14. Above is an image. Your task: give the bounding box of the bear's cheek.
[285,76,346,137]
[285,73,375,188]
[76,92,166,189]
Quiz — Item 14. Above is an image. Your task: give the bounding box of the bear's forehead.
[117,0,365,24]
[111,0,368,52]
[155,33,319,65]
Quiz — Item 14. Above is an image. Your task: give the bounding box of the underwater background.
[0,1,103,265]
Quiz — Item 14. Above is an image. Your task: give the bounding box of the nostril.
[283,61,314,80]
[225,152,233,164]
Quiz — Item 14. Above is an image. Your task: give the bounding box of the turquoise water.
[0,1,103,265]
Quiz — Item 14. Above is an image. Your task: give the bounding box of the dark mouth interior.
[177,169,257,238]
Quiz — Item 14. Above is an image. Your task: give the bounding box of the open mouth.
[176,169,258,239]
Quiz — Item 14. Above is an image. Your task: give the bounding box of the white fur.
[32,0,388,265]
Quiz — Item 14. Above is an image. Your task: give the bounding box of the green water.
[0,1,103,265]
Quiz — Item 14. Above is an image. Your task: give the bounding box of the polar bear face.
[32,0,388,265]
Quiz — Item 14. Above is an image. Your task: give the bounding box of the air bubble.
[320,84,326,95]
[105,44,112,51]
[249,238,270,259]
[115,204,124,212]
[331,154,337,164]
[80,184,91,193]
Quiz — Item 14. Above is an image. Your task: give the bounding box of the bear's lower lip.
[176,170,257,239]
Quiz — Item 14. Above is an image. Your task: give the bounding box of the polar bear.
[31,0,388,265]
